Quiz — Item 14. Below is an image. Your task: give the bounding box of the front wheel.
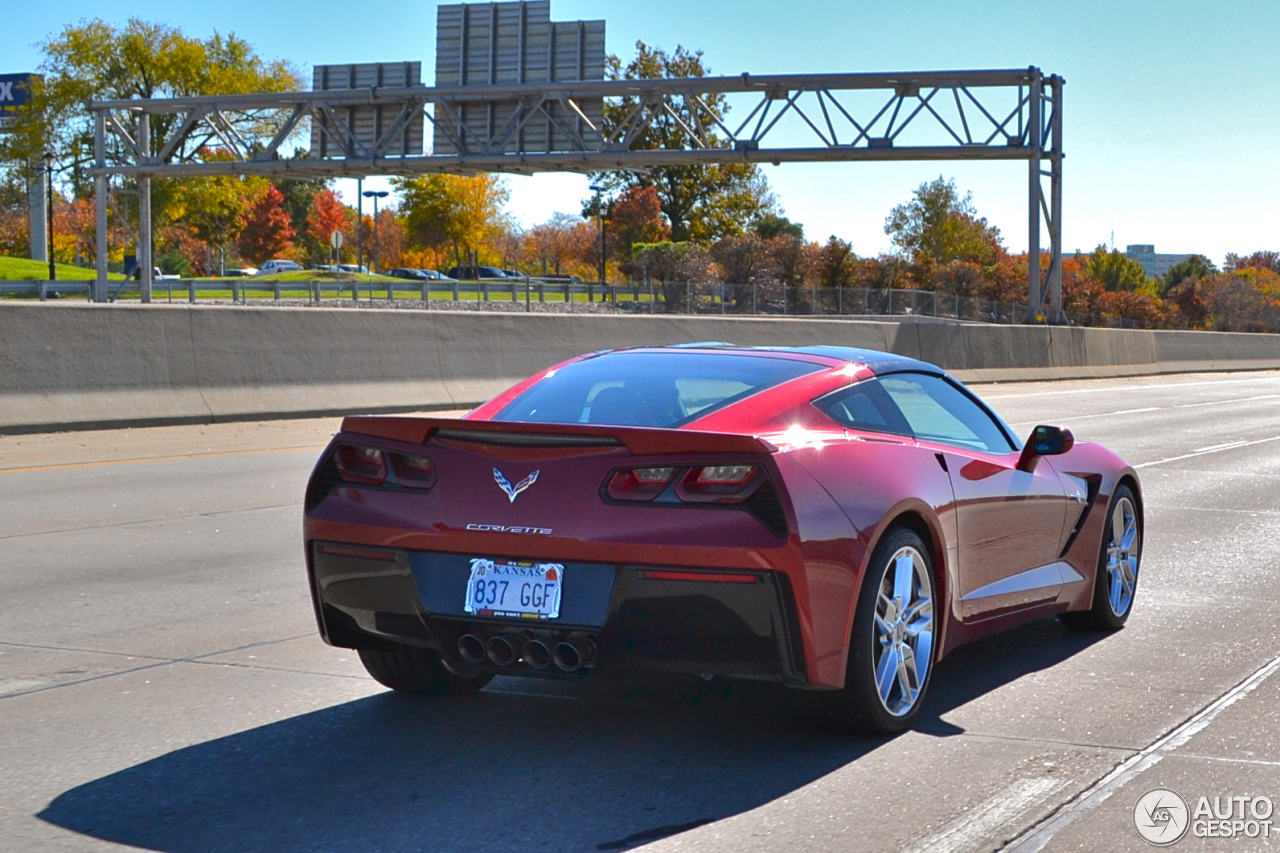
[358,643,493,696]
[827,527,937,734]
[1061,484,1142,631]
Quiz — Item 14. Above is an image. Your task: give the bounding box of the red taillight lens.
[389,453,437,490]
[333,445,388,485]
[606,466,677,501]
[676,465,762,503]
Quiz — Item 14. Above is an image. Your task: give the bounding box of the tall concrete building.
[1125,244,1194,279]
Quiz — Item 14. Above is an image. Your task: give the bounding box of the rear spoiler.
[340,416,774,456]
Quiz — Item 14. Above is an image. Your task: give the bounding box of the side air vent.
[746,479,789,538]
[433,428,623,448]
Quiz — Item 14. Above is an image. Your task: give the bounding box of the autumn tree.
[395,173,510,266]
[308,188,349,262]
[176,172,262,273]
[596,42,778,242]
[237,184,294,265]
[609,185,669,258]
[1225,251,1280,274]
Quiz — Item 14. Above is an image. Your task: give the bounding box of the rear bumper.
[308,540,807,686]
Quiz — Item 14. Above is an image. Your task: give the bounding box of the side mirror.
[1017,425,1075,471]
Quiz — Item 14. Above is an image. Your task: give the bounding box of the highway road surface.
[2,371,1279,853]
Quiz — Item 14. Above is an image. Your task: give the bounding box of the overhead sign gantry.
[86,0,1064,323]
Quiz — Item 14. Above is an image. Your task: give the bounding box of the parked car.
[338,264,371,275]
[224,268,257,277]
[256,260,303,276]
[417,269,447,280]
[503,269,528,279]
[446,266,509,280]
[303,344,1143,734]
[387,268,430,280]
[131,266,181,281]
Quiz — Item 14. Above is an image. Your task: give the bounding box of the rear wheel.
[358,644,493,696]
[1061,485,1141,630]
[827,527,936,734]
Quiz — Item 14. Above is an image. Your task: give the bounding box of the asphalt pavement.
[2,372,1279,852]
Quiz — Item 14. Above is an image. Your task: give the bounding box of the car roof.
[601,344,941,376]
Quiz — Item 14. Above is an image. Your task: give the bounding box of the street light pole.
[589,183,607,301]
[362,190,389,274]
[42,152,56,281]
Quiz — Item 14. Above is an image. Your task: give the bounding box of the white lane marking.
[903,777,1067,853]
[1009,407,1161,427]
[1194,440,1250,453]
[1003,649,1280,853]
[1135,435,1280,468]
[980,374,1280,399]
[1176,394,1280,409]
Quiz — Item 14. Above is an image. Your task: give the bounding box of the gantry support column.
[138,112,152,304]
[94,112,109,303]
[1024,67,1042,324]
[1046,75,1066,324]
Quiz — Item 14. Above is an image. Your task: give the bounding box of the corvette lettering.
[467,523,553,535]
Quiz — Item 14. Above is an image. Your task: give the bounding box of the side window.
[879,373,1016,453]
[813,379,913,436]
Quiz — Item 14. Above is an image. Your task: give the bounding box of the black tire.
[827,526,937,735]
[1060,484,1141,631]
[358,644,493,696]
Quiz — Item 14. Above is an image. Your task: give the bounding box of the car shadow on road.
[38,620,1106,853]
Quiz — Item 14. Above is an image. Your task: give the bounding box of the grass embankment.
[0,256,123,281]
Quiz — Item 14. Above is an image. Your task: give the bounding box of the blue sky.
[9,0,1279,261]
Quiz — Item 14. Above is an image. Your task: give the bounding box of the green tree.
[596,42,777,242]
[753,213,804,241]
[885,176,1002,267]
[394,173,510,266]
[1161,254,1217,295]
[1083,246,1154,292]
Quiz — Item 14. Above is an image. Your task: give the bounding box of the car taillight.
[676,464,763,503]
[606,466,677,501]
[389,453,437,490]
[334,445,387,484]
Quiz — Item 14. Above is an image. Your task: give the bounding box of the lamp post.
[362,190,389,274]
[42,152,55,281]
[589,183,607,301]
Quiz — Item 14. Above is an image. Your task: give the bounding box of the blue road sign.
[0,73,40,131]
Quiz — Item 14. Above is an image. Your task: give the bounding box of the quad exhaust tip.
[523,639,551,669]
[552,638,596,673]
[486,634,520,667]
[457,634,486,664]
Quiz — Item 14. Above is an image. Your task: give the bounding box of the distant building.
[1125,244,1194,279]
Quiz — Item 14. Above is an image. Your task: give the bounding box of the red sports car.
[303,345,1142,732]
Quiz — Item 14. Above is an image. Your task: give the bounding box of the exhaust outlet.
[486,634,520,667]
[523,640,551,669]
[552,638,596,673]
[457,634,486,664]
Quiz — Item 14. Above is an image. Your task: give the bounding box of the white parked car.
[256,260,303,276]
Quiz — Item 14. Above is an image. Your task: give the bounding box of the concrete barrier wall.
[4,303,1280,433]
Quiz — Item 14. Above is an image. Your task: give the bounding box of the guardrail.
[0,277,1163,329]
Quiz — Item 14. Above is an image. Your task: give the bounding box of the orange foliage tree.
[237,184,295,265]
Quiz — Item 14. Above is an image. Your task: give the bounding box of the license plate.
[464,558,563,620]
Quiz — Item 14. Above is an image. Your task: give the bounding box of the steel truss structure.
[88,68,1064,322]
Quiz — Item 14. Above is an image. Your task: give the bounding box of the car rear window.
[494,352,823,428]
